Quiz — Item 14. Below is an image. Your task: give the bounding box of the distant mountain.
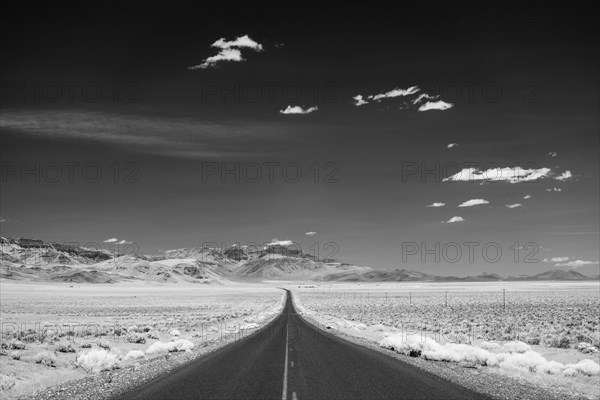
[1,237,598,283]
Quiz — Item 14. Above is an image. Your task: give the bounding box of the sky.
[1,1,598,277]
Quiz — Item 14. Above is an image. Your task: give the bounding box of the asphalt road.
[115,290,492,400]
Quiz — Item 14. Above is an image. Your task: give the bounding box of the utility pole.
[503,289,506,310]
[409,292,412,305]
[445,291,448,307]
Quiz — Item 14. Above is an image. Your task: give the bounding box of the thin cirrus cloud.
[441,166,573,184]
[426,202,445,207]
[103,238,118,243]
[546,187,562,192]
[188,35,264,70]
[547,152,558,157]
[443,216,465,223]
[523,194,532,199]
[351,86,453,111]
[458,199,489,207]
[305,232,317,236]
[0,109,282,159]
[447,143,459,148]
[555,260,599,268]
[505,203,522,208]
[279,105,318,115]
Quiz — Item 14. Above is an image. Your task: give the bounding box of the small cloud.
[458,199,489,207]
[188,35,263,70]
[116,240,132,245]
[543,257,569,263]
[523,194,532,199]
[0,217,7,223]
[546,187,562,192]
[352,95,368,106]
[447,143,459,149]
[279,105,318,115]
[305,232,317,236]
[547,152,558,157]
[554,170,573,181]
[555,260,599,268]
[426,202,445,207]
[103,238,118,243]
[443,167,553,184]
[505,203,522,208]
[443,216,465,223]
[266,238,293,247]
[369,86,420,102]
[418,100,453,112]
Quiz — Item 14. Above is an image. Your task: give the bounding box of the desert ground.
[1,280,599,399]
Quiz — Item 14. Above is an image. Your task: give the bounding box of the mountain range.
[1,237,597,284]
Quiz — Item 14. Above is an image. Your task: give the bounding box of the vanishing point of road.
[115,290,492,400]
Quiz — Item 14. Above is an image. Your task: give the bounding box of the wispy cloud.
[352,95,368,106]
[546,187,562,192]
[103,238,118,243]
[447,143,459,149]
[554,170,573,181]
[505,203,522,208]
[443,216,465,223]
[418,100,453,112]
[188,35,264,69]
[279,105,318,115]
[443,167,553,184]
[305,232,317,236]
[523,194,532,199]
[547,151,557,157]
[266,238,293,247]
[555,260,599,268]
[412,93,439,104]
[426,202,445,207]
[458,199,489,207]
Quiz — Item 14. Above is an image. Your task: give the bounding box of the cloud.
[523,194,532,199]
[546,187,562,192]
[543,257,569,263]
[555,260,599,268]
[426,202,445,207]
[188,35,263,69]
[0,217,6,223]
[547,152,557,157]
[279,105,318,115]
[412,93,439,104]
[116,240,132,245]
[447,143,459,148]
[443,167,553,184]
[554,170,573,181]
[352,95,368,106]
[505,203,522,208]
[305,232,317,236]
[211,35,263,51]
[443,216,465,223]
[418,100,454,111]
[266,238,293,247]
[369,86,420,102]
[458,199,489,207]
[103,238,118,243]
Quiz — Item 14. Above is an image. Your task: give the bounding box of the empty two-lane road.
[115,291,492,400]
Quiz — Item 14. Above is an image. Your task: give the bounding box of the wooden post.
[445,291,448,307]
[503,289,506,310]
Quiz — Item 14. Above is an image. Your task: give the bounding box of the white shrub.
[34,351,57,367]
[564,359,600,376]
[240,323,259,330]
[479,341,500,350]
[145,339,194,355]
[499,351,547,372]
[372,324,386,332]
[563,367,578,377]
[500,341,531,354]
[538,360,564,375]
[76,349,122,373]
[125,350,145,360]
[169,329,181,337]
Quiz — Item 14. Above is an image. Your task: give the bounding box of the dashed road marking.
[282,323,289,400]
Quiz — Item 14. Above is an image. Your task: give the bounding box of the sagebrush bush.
[169,329,181,337]
[10,351,21,360]
[34,351,57,367]
[97,339,111,350]
[545,334,571,349]
[145,339,194,355]
[146,331,160,340]
[76,350,122,373]
[125,332,146,344]
[8,339,26,350]
[80,342,92,348]
[56,341,76,353]
[125,350,145,360]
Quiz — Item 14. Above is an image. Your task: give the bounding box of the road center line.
[282,319,289,400]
